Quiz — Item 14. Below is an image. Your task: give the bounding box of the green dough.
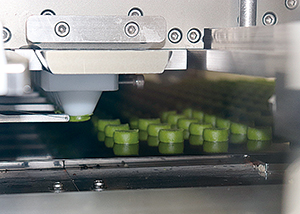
[129,117,139,129]
[216,118,231,129]
[104,137,114,148]
[189,135,204,146]
[104,124,130,137]
[183,129,190,140]
[230,122,248,134]
[177,118,198,130]
[69,115,91,122]
[203,128,229,142]
[114,130,139,144]
[183,108,193,118]
[204,114,217,126]
[189,123,212,135]
[247,127,272,140]
[97,131,105,142]
[161,111,177,123]
[158,129,184,143]
[98,119,121,132]
[139,130,148,141]
[113,144,139,156]
[230,134,247,144]
[147,136,160,147]
[147,123,172,137]
[167,114,185,125]
[203,141,228,153]
[158,142,184,155]
[192,110,204,122]
[247,140,271,151]
[138,118,161,131]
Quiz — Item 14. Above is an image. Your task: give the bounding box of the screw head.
[3,27,11,43]
[54,21,70,37]
[262,12,277,26]
[128,8,143,16]
[53,181,63,193]
[187,28,201,43]
[286,0,298,9]
[125,22,139,37]
[93,179,105,191]
[168,28,182,44]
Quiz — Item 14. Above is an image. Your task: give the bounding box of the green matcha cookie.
[203,128,229,142]
[158,129,184,143]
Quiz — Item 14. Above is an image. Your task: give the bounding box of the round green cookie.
[104,137,114,148]
[203,141,228,153]
[203,128,229,142]
[139,130,148,141]
[216,118,231,129]
[114,130,139,144]
[167,114,185,126]
[177,118,198,130]
[113,144,139,156]
[230,122,248,135]
[129,117,139,129]
[147,123,172,137]
[98,119,121,132]
[192,110,204,122]
[247,127,272,141]
[158,142,184,155]
[204,114,217,126]
[69,115,91,122]
[158,129,184,143]
[138,118,161,131]
[183,108,193,118]
[189,135,204,146]
[97,131,105,142]
[104,124,130,137]
[147,136,159,147]
[161,111,177,123]
[189,123,212,135]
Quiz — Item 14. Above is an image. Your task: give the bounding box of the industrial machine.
[0,0,299,213]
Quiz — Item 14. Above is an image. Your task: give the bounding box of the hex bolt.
[128,8,143,16]
[3,27,11,43]
[187,28,201,43]
[262,12,277,26]
[53,181,64,193]
[286,0,298,10]
[124,22,139,37]
[54,21,70,37]
[93,179,105,191]
[41,9,56,15]
[119,75,145,89]
[168,28,182,44]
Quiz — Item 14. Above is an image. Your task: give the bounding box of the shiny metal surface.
[0,114,69,123]
[27,16,166,49]
[239,0,257,27]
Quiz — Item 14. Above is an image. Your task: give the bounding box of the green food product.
[167,114,185,126]
[69,115,91,122]
[98,119,121,132]
[138,118,161,131]
[97,131,105,142]
[114,130,139,144]
[183,108,193,118]
[230,134,247,144]
[247,140,271,151]
[247,127,272,141]
[158,142,184,155]
[203,141,229,153]
[104,124,130,137]
[189,135,204,146]
[204,114,217,126]
[104,137,114,148]
[177,118,198,130]
[189,123,212,135]
[129,117,139,129]
[216,118,231,129]
[183,129,190,140]
[161,111,177,123]
[139,130,148,141]
[147,136,160,147]
[113,144,139,156]
[147,123,172,137]
[203,128,229,142]
[230,122,248,135]
[192,110,204,122]
[158,129,184,143]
